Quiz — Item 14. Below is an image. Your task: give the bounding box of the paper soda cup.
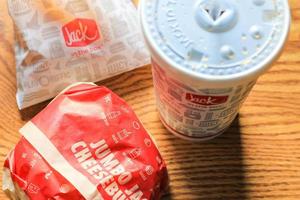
[140,0,291,141]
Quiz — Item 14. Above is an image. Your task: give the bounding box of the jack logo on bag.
[62,18,100,47]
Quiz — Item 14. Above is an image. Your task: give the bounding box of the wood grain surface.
[0,0,300,200]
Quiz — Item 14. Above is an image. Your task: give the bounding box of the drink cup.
[139,0,291,141]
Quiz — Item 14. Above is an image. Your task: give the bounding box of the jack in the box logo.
[186,93,229,106]
[62,18,101,47]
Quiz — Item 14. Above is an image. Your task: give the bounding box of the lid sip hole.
[203,6,226,21]
[219,10,226,17]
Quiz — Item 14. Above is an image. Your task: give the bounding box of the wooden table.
[0,1,300,199]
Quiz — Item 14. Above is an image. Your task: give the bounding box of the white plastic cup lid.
[140,0,291,82]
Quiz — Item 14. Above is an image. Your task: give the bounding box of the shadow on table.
[161,116,248,200]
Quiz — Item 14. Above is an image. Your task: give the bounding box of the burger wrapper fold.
[3,83,168,200]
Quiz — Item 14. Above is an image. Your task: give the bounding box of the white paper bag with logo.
[8,0,150,109]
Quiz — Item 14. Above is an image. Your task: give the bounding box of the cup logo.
[186,93,228,106]
[62,18,100,47]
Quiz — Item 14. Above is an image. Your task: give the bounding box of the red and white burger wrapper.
[3,83,168,200]
[8,0,150,109]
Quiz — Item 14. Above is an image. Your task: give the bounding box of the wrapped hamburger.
[8,0,149,109]
[3,83,168,200]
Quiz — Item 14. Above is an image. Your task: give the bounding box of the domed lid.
[140,0,290,81]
